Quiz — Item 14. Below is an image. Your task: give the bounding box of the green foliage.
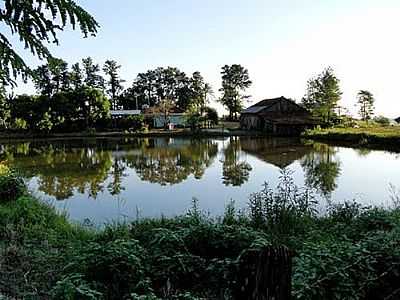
[11,118,27,130]
[122,67,211,111]
[51,274,103,300]
[0,85,10,129]
[0,171,25,203]
[2,171,400,299]
[0,0,99,86]
[103,60,125,110]
[302,67,342,125]
[219,64,252,120]
[205,106,219,125]
[357,90,375,121]
[36,111,54,133]
[303,126,400,150]
[373,115,390,126]
[118,115,145,131]
[248,169,317,236]
[185,105,203,131]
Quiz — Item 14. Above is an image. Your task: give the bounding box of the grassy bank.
[303,126,400,151]
[1,170,400,299]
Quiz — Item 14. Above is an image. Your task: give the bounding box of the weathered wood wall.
[234,246,292,300]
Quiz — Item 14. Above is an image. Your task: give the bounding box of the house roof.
[241,96,302,114]
[240,137,313,168]
[241,96,318,125]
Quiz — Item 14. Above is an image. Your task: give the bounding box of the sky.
[8,0,400,118]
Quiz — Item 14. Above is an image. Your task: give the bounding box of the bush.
[373,115,391,126]
[0,172,26,203]
[248,169,317,235]
[205,107,218,126]
[12,118,28,131]
[117,115,145,131]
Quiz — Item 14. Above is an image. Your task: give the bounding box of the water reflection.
[124,139,218,186]
[301,143,342,198]
[222,137,252,186]
[0,137,343,202]
[240,137,313,168]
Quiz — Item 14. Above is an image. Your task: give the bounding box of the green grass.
[303,125,400,149]
[2,171,400,299]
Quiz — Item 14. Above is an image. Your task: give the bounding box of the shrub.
[0,172,26,203]
[205,107,218,126]
[12,118,27,131]
[373,115,391,126]
[67,239,150,299]
[118,115,145,131]
[248,169,317,235]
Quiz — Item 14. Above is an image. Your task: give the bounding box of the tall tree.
[82,57,104,90]
[69,63,84,90]
[190,72,213,115]
[123,67,196,110]
[357,90,375,121]
[33,58,69,96]
[219,64,252,120]
[103,60,125,110]
[0,0,99,86]
[302,67,342,125]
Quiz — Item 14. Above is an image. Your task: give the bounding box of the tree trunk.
[234,246,292,300]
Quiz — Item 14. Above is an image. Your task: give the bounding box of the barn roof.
[241,96,302,114]
[240,137,313,168]
[241,96,318,125]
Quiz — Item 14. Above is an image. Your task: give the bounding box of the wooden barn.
[240,97,316,135]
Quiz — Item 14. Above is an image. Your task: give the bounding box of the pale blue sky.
[10,0,400,117]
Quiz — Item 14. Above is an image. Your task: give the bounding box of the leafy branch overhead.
[0,0,99,85]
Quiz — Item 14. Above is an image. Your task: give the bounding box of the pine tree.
[357,90,375,121]
[103,60,125,110]
[82,57,104,90]
[0,0,99,86]
[70,63,84,90]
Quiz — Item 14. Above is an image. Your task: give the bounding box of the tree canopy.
[103,60,125,110]
[357,90,375,121]
[219,64,252,120]
[121,67,212,112]
[302,67,342,125]
[0,0,99,86]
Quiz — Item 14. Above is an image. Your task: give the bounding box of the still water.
[1,137,399,224]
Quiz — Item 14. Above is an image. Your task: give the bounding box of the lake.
[1,137,399,224]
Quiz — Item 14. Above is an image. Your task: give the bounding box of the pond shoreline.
[303,128,400,153]
[1,174,400,299]
[0,129,273,141]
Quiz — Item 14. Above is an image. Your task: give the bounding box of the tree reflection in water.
[0,138,219,199]
[123,138,218,186]
[301,143,342,198]
[221,137,252,187]
[0,138,343,202]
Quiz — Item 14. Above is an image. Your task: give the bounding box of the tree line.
[0,54,258,132]
[301,67,384,126]
[0,0,389,133]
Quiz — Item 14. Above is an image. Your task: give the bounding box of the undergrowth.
[1,170,400,299]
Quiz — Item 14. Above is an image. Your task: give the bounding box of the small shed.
[240,97,316,135]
